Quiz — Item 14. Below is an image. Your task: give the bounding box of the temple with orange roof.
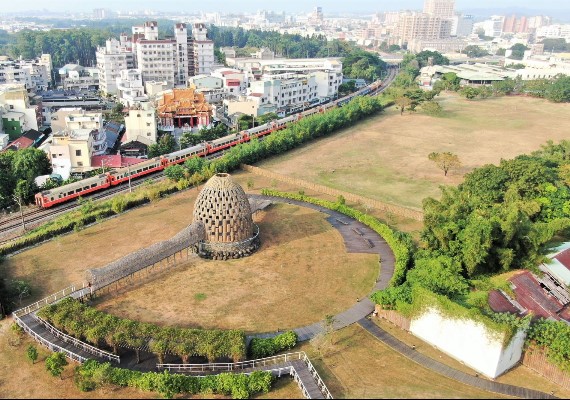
[156,87,213,130]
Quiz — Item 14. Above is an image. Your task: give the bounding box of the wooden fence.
[522,346,570,390]
[241,164,424,221]
[374,305,411,331]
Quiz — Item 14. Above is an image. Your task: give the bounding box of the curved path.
[250,195,558,399]
[358,318,557,399]
[248,194,395,341]
[12,194,559,399]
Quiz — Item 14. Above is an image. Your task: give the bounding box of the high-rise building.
[397,12,452,44]
[96,38,135,95]
[189,24,215,76]
[423,0,455,18]
[451,13,474,37]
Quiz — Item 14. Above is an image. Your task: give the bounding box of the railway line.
[0,67,398,242]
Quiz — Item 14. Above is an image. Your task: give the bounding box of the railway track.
[0,68,399,243]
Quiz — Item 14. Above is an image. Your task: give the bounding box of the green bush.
[74,360,273,399]
[37,298,247,363]
[249,330,298,358]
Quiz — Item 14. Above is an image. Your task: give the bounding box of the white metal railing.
[157,351,333,399]
[34,315,120,363]
[303,352,333,399]
[13,313,87,364]
[157,351,305,373]
[12,285,76,317]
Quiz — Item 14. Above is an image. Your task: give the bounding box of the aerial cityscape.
[0,0,569,398]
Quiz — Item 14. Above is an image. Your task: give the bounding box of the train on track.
[35,79,384,208]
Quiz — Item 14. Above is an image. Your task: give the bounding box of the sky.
[1,0,568,14]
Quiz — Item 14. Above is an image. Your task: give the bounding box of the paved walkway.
[358,318,558,400]
[247,194,395,342]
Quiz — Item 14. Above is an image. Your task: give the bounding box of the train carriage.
[108,157,163,185]
[164,144,207,166]
[35,174,111,208]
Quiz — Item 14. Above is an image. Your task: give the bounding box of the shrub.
[249,330,298,358]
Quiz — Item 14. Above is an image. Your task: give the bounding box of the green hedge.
[37,298,247,363]
[260,189,414,287]
[75,359,273,399]
[526,318,570,372]
[248,331,298,359]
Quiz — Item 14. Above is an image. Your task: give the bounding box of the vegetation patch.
[74,359,273,399]
[37,298,247,363]
[249,331,298,359]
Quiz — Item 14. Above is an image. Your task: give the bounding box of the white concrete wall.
[409,307,525,378]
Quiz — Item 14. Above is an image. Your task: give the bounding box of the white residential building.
[124,102,157,144]
[116,69,148,107]
[0,84,39,139]
[96,38,135,95]
[190,23,215,76]
[65,111,103,132]
[0,57,51,92]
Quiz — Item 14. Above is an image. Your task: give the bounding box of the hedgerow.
[37,298,247,363]
[248,331,298,358]
[75,359,273,399]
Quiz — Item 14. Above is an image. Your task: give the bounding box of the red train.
[35,79,381,208]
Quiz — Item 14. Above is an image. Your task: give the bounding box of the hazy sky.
[2,0,568,13]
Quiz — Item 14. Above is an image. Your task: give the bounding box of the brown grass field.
[93,202,378,333]
[258,93,570,209]
[2,93,570,398]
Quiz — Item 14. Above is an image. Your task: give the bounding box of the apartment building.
[423,0,455,18]
[96,37,135,95]
[397,12,452,45]
[0,57,51,92]
[0,84,39,139]
[97,21,215,93]
[116,69,148,107]
[189,23,215,76]
[124,102,157,144]
[60,64,99,92]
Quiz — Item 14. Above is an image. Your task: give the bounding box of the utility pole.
[12,194,26,232]
[127,163,132,193]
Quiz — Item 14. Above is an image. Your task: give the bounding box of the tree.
[508,43,529,60]
[407,254,469,297]
[546,75,570,103]
[338,80,357,96]
[428,152,461,176]
[164,165,186,182]
[394,89,413,115]
[148,133,177,158]
[10,280,31,305]
[26,344,38,364]
[45,352,68,379]
[421,101,443,116]
[459,86,480,100]
[388,44,401,52]
[415,50,449,68]
[462,45,489,58]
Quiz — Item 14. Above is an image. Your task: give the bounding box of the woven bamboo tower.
[193,173,259,259]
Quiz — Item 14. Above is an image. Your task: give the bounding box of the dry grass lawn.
[1,189,204,303]
[93,203,378,333]
[297,324,513,399]
[258,93,570,209]
[373,317,570,398]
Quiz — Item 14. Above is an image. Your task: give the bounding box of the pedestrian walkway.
[358,318,557,400]
[247,194,395,342]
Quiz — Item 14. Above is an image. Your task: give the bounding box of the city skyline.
[0,0,568,14]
